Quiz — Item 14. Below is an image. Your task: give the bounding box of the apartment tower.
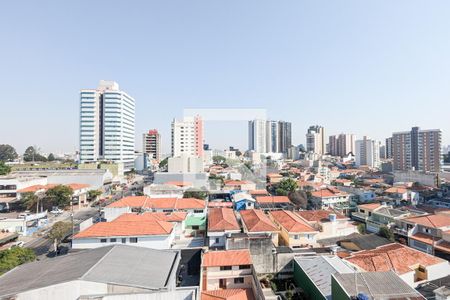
[171,116,204,157]
[143,129,161,162]
[79,80,135,170]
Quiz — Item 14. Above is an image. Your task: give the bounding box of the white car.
[50,208,64,215]
[9,241,25,248]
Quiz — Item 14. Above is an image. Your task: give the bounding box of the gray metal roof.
[333,271,425,299]
[295,255,355,300]
[0,245,178,298]
[340,233,392,250]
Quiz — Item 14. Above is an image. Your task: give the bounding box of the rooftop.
[295,255,355,300]
[344,243,445,275]
[202,288,254,300]
[240,209,278,232]
[106,196,205,210]
[269,210,316,233]
[296,210,346,223]
[202,249,252,267]
[255,195,291,204]
[404,213,450,228]
[208,208,240,232]
[0,245,178,298]
[333,271,425,300]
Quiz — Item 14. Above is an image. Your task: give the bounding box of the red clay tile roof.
[202,289,254,300]
[404,214,450,229]
[17,183,90,193]
[385,187,408,194]
[269,210,316,233]
[106,196,205,210]
[255,196,291,204]
[296,210,346,223]
[73,218,173,239]
[435,241,450,253]
[202,249,252,267]
[410,233,436,245]
[311,187,348,198]
[344,243,445,275]
[114,212,187,222]
[208,208,240,232]
[249,189,269,196]
[357,203,382,210]
[240,209,278,232]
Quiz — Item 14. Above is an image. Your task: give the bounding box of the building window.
[239,265,250,270]
[215,238,220,243]
[194,210,204,213]
[121,238,126,243]
[110,238,117,243]
[192,225,199,230]
[220,266,232,271]
[293,235,300,240]
[100,239,107,243]
[130,237,138,243]
[234,277,244,284]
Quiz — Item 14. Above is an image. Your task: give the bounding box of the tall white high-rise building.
[249,120,292,154]
[79,80,135,170]
[171,116,204,157]
[355,136,380,168]
[248,119,267,153]
[306,125,326,155]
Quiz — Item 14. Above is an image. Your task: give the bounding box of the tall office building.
[355,136,381,168]
[249,120,292,154]
[171,116,204,157]
[278,121,292,154]
[143,129,161,162]
[385,137,394,159]
[328,134,356,157]
[79,80,135,170]
[392,127,442,173]
[306,125,326,155]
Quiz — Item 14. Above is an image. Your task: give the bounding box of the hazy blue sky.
[1,1,449,155]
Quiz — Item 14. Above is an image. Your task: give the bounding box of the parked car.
[18,211,31,219]
[50,207,64,215]
[9,241,25,248]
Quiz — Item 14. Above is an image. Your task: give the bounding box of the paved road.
[24,207,99,257]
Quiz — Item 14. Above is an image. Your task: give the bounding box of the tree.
[159,157,168,169]
[183,189,208,200]
[45,185,73,208]
[378,226,394,241]
[0,247,36,275]
[0,161,11,175]
[23,146,47,162]
[288,190,308,209]
[357,223,366,234]
[20,192,39,212]
[0,144,18,162]
[88,189,102,201]
[275,178,298,196]
[212,155,227,165]
[48,221,72,254]
[47,153,55,161]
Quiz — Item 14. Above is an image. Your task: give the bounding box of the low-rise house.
[255,195,294,211]
[416,275,450,300]
[232,192,256,211]
[293,255,355,300]
[143,183,184,198]
[0,245,195,300]
[332,271,425,300]
[269,210,319,248]
[223,180,256,192]
[395,213,450,258]
[310,187,350,210]
[352,203,416,233]
[266,173,283,184]
[207,208,241,249]
[73,213,176,249]
[240,209,279,246]
[201,249,259,299]
[296,210,357,240]
[343,243,450,287]
[104,196,206,221]
[384,186,419,205]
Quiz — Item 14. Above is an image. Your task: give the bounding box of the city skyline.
[1,1,450,154]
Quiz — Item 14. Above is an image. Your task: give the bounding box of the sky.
[0,1,449,155]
